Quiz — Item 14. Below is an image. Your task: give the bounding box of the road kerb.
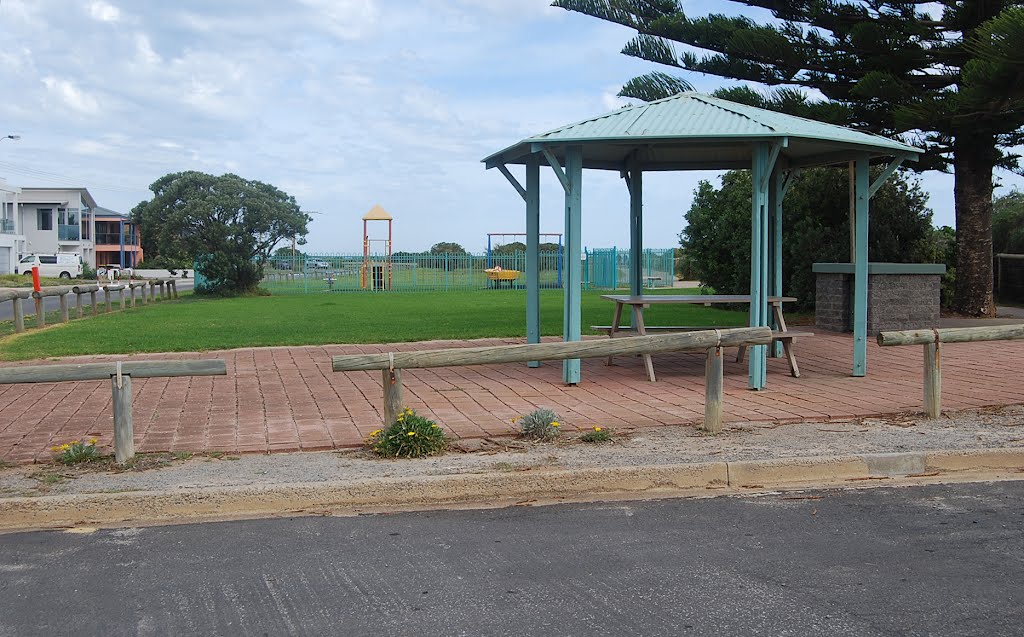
[1,448,1022,532]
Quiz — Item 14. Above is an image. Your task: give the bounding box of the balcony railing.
[96,232,140,246]
[0,219,14,234]
[58,224,81,241]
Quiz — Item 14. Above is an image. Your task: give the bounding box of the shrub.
[51,438,102,464]
[517,408,562,440]
[366,408,448,458]
[580,426,612,443]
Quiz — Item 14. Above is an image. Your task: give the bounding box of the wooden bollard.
[59,293,69,323]
[171,280,178,299]
[142,283,148,305]
[104,287,112,313]
[382,368,403,427]
[76,293,84,318]
[924,342,941,418]
[12,296,24,333]
[159,281,166,300]
[119,288,126,310]
[129,285,136,307]
[149,281,157,302]
[90,291,98,316]
[34,297,45,328]
[702,346,724,434]
[112,371,134,464]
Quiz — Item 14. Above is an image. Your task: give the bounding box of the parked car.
[307,259,331,269]
[15,253,83,279]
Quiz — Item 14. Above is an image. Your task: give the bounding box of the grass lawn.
[0,288,751,361]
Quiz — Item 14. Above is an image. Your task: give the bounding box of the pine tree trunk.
[952,143,996,317]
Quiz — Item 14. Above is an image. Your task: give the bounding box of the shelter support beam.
[562,146,583,384]
[853,154,870,376]
[626,162,643,296]
[496,164,527,201]
[768,167,785,357]
[868,156,906,198]
[540,147,570,193]
[526,154,541,368]
[748,142,777,389]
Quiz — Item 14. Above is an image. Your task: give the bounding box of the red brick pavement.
[1,332,1022,464]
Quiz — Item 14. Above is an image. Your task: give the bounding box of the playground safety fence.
[257,248,675,294]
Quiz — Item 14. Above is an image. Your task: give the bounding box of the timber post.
[382,368,403,427]
[12,295,24,333]
[878,325,1024,417]
[59,292,69,323]
[112,368,134,463]
[702,346,724,434]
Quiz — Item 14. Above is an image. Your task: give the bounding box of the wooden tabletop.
[601,294,797,305]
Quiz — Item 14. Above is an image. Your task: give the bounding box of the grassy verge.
[0,274,94,288]
[0,288,752,361]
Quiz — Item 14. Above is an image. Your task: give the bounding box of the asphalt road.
[0,279,193,321]
[1,481,1022,636]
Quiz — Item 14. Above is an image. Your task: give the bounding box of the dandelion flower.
[551,422,560,427]
[594,427,603,432]
[407,431,417,437]
[369,429,382,437]
[431,424,439,428]
[89,438,98,445]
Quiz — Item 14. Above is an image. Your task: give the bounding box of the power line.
[0,160,144,194]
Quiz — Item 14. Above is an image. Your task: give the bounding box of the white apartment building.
[0,185,98,274]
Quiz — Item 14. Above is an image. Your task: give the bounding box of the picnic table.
[596,294,811,382]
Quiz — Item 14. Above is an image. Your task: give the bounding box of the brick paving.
[1,332,1022,464]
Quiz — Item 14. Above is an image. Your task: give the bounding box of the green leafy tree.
[131,171,310,294]
[993,189,1024,254]
[429,242,468,255]
[553,0,1024,316]
[682,167,936,310]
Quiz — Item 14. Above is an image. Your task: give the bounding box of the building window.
[38,208,53,231]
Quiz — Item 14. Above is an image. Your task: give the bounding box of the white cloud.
[41,77,100,115]
[296,0,379,40]
[87,1,120,22]
[134,33,161,66]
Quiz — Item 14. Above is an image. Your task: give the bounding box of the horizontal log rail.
[877,325,1024,347]
[334,327,774,434]
[0,359,226,463]
[877,325,1024,417]
[2,278,181,333]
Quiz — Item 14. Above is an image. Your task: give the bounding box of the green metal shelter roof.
[483,92,922,172]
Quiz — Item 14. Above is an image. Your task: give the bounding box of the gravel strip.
[2,405,1021,499]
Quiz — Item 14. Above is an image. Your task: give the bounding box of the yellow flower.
[404,408,413,415]
[551,422,560,427]
[71,440,79,445]
[50,446,60,452]
[407,431,417,437]
[593,427,603,432]
[431,424,439,428]
[61,444,71,451]
[89,438,98,445]
[369,429,382,437]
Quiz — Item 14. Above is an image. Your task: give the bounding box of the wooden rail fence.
[0,359,226,463]
[0,278,179,334]
[877,325,1024,417]
[333,327,774,434]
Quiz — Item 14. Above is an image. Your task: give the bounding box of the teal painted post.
[629,167,643,296]
[769,167,784,357]
[748,143,768,389]
[563,146,583,384]
[853,155,870,376]
[526,154,541,368]
[611,247,617,290]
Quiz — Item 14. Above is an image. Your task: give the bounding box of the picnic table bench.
[595,294,812,382]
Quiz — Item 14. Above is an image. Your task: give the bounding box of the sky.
[1,0,1022,255]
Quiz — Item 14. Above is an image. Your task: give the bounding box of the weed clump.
[516,408,562,440]
[580,426,612,443]
[51,439,102,465]
[367,408,448,458]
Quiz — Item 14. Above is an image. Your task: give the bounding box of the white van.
[15,253,83,279]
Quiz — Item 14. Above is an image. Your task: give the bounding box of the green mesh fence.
[255,249,676,294]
